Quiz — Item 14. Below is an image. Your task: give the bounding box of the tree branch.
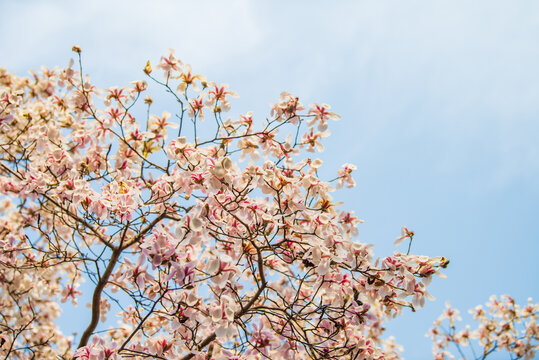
[180,245,267,360]
[77,247,122,348]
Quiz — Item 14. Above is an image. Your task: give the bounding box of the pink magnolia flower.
[157,48,183,74]
[394,226,414,246]
[307,103,341,131]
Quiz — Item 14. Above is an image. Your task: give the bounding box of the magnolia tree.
[428,296,538,360]
[0,48,534,360]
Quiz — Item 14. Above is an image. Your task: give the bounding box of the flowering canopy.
[0,48,451,359]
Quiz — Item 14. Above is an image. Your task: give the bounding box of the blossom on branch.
[0,49,450,360]
[428,296,538,359]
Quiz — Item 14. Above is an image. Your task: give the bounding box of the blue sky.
[1,1,538,358]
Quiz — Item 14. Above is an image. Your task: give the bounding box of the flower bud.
[144,61,152,75]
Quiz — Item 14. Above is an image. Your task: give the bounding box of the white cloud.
[1,0,262,76]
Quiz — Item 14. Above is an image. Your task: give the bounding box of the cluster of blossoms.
[0,48,450,359]
[428,295,538,359]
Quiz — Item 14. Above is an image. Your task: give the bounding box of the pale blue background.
[1,1,538,358]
